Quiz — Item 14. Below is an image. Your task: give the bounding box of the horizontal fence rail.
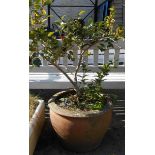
[30,39,125,73]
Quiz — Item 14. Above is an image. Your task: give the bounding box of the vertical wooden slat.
[104,49,109,64]
[38,54,45,66]
[122,49,125,65]
[42,60,48,66]
[114,48,120,67]
[118,39,125,49]
[94,48,98,66]
[73,46,78,67]
[63,54,68,67]
[59,57,63,65]
[83,50,88,66]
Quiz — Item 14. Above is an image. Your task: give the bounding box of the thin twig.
[74,49,83,86]
[52,63,79,91]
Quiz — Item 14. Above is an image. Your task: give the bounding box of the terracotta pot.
[29,100,45,155]
[48,90,112,152]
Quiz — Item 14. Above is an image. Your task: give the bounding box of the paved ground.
[32,90,125,155]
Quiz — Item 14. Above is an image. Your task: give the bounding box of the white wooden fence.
[29,39,125,89]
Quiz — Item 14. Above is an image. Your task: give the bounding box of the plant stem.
[43,54,79,92]
[74,49,83,86]
[52,63,79,92]
[74,40,103,88]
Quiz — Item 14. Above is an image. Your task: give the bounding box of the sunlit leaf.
[78,10,86,16]
[42,9,46,15]
[48,32,54,37]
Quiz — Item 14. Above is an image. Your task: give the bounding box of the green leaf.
[78,10,86,16]
[35,0,41,4]
[44,0,53,5]
[98,46,106,52]
[84,50,91,56]
[41,18,47,23]
[87,18,93,25]
[98,21,103,27]
[48,32,54,37]
[32,57,42,67]
[61,15,66,20]
[107,42,113,48]
[29,0,32,6]
[42,9,46,15]
[109,6,115,12]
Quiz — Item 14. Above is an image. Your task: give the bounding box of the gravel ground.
[33,92,125,155]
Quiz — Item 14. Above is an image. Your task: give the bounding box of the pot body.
[29,100,45,155]
[49,91,112,152]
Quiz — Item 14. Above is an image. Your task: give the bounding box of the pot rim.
[29,100,45,137]
[48,90,112,118]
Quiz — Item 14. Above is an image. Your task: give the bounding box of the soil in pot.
[48,90,112,152]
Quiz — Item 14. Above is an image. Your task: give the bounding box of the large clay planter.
[29,100,45,155]
[48,90,112,152]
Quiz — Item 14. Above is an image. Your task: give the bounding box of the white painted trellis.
[29,39,125,89]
